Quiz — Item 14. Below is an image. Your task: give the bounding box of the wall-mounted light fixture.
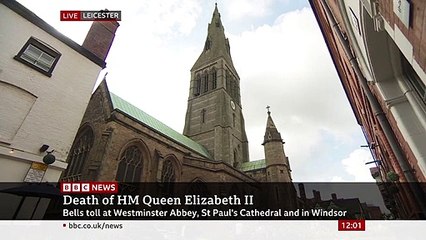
[43,150,56,165]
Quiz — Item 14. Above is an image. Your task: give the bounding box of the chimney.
[331,193,337,201]
[83,20,119,61]
[298,183,306,201]
[313,190,321,202]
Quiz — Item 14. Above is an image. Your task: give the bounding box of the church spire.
[191,4,237,74]
[263,106,284,145]
[184,4,249,166]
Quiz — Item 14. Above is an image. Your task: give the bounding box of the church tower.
[263,107,292,182]
[183,4,249,166]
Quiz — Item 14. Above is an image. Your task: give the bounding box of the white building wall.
[0,5,103,181]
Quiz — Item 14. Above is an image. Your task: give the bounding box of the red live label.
[60,11,81,21]
[61,182,118,194]
[338,219,365,231]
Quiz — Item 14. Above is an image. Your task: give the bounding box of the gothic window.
[231,78,237,99]
[161,159,176,182]
[211,68,217,89]
[233,150,238,167]
[232,113,236,127]
[63,128,94,181]
[194,75,201,96]
[116,145,143,182]
[201,109,206,123]
[236,81,240,104]
[202,72,208,93]
[226,70,231,91]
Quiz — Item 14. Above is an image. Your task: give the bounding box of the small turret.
[263,106,292,182]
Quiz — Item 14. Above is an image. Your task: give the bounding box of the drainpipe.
[320,0,426,217]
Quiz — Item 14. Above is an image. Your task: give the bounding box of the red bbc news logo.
[61,182,118,194]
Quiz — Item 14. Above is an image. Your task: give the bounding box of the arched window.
[211,69,217,89]
[194,75,201,96]
[63,128,94,181]
[233,150,238,167]
[116,145,143,182]
[161,159,176,182]
[236,81,240,104]
[230,78,235,99]
[232,113,236,127]
[202,72,208,93]
[226,70,230,91]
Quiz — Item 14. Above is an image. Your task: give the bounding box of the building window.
[161,159,176,182]
[211,69,217,89]
[116,146,143,182]
[201,109,206,123]
[226,70,231,91]
[194,75,201,96]
[63,128,94,181]
[232,113,236,127]
[202,72,208,93]
[230,79,236,99]
[14,37,61,77]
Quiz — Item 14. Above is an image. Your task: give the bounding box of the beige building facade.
[0,0,117,182]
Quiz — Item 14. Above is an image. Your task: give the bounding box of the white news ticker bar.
[0,221,425,239]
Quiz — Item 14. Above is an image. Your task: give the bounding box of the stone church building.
[62,5,292,184]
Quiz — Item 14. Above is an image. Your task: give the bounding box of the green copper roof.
[109,92,212,159]
[240,159,266,172]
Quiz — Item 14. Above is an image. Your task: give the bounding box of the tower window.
[194,75,201,96]
[211,69,217,89]
[226,71,231,92]
[230,79,236,99]
[232,113,236,127]
[203,73,208,93]
[201,109,206,123]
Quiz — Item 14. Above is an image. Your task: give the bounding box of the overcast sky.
[17,0,376,182]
